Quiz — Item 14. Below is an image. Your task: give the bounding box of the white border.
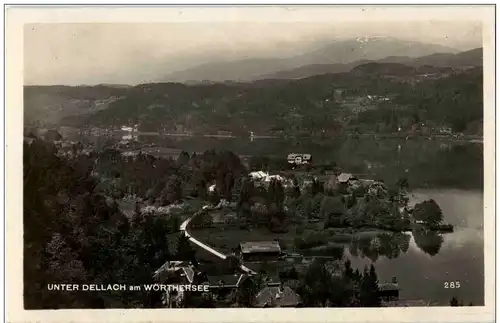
[5,4,496,323]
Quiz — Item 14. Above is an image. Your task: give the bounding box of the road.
[180,214,256,275]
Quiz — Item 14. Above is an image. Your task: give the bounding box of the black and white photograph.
[5,4,495,321]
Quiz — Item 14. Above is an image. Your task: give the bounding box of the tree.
[396,177,409,190]
[162,175,182,205]
[175,234,196,262]
[24,139,177,308]
[221,255,241,274]
[177,151,191,166]
[413,199,443,226]
[268,203,288,233]
[360,264,381,307]
[321,196,347,228]
[236,273,264,307]
[346,192,357,209]
[238,178,254,207]
[267,179,285,208]
[298,260,334,306]
[343,259,354,279]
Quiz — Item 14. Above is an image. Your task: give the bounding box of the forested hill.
[26,65,483,135]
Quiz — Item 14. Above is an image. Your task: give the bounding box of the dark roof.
[255,286,301,307]
[240,241,281,254]
[153,260,192,282]
[242,263,281,286]
[206,274,247,288]
[378,282,400,291]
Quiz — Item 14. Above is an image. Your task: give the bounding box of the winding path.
[180,214,256,275]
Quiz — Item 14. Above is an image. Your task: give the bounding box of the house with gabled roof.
[239,241,282,262]
[254,285,301,308]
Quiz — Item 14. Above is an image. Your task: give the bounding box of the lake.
[78,134,483,190]
[346,189,484,306]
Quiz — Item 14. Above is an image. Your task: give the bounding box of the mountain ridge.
[163,38,459,83]
[260,48,482,80]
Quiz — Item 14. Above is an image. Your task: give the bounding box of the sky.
[24,18,483,85]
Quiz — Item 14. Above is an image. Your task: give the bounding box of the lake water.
[79,134,483,189]
[346,189,484,306]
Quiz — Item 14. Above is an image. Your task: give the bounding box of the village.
[147,152,447,308]
[24,130,455,308]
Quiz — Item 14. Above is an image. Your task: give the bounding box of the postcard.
[5,4,495,323]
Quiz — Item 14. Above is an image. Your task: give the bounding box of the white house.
[249,171,286,183]
[287,153,312,165]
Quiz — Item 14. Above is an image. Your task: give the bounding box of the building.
[203,273,248,305]
[287,153,312,166]
[437,127,452,134]
[337,173,356,184]
[121,124,139,132]
[239,241,282,262]
[378,277,400,301]
[248,171,286,188]
[254,285,301,307]
[249,171,269,181]
[206,273,247,290]
[243,264,281,287]
[153,260,196,284]
[153,260,199,308]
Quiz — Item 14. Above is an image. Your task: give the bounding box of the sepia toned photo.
[5,4,495,323]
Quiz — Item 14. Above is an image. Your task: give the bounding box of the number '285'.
[444,281,461,289]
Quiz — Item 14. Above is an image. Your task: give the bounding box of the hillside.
[262,48,482,80]
[24,85,130,126]
[408,48,482,67]
[164,38,457,82]
[351,62,417,76]
[41,66,483,136]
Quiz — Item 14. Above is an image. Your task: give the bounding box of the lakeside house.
[153,260,199,308]
[337,173,357,184]
[287,153,312,166]
[121,124,139,132]
[153,260,196,284]
[378,277,400,301]
[254,285,301,308]
[239,241,282,262]
[249,171,285,182]
[205,273,248,291]
[248,171,290,189]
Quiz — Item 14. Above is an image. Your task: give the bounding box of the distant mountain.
[406,48,482,67]
[351,62,417,76]
[163,37,458,82]
[260,62,366,80]
[263,48,482,80]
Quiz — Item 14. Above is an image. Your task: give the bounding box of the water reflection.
[348,232,411,262]
[412,229,444,256]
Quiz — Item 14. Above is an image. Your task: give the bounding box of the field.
[190,222,394,255]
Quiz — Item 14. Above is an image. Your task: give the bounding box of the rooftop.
[153,260,193,282]
[255,286,301,307]
[240,241,282,254]
[206,274,247,288]
[337,173,354,183]
[378,282,400,292]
